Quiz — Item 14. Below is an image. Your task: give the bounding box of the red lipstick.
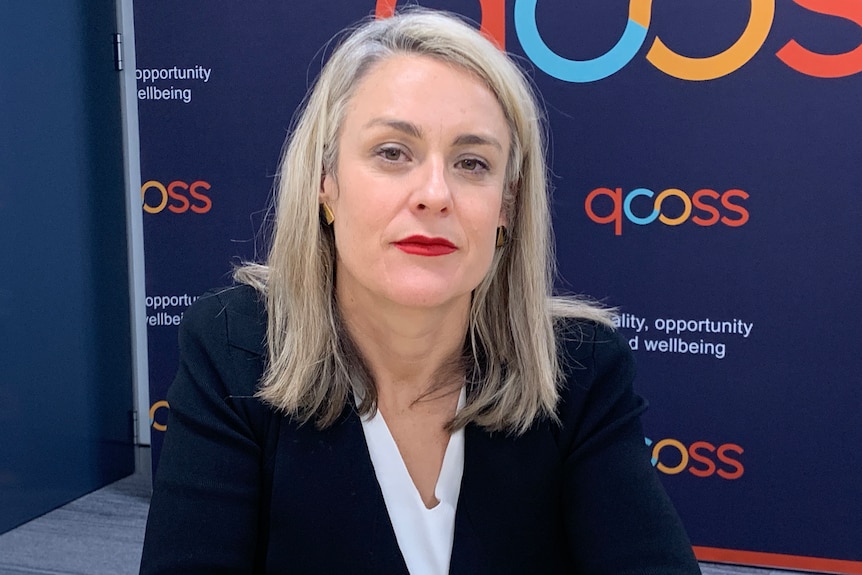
[394,235,457,256]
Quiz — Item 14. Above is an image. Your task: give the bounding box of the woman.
[141,8,701,575]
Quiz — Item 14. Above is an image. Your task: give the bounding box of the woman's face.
[322,54,510,312]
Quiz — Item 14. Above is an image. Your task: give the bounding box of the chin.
[382,283,473,310]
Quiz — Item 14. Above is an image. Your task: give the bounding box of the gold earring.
[495,226,506,247]
[321,203,335,225]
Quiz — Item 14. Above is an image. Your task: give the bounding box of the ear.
[498,186,511,227]
[320,172,337,203]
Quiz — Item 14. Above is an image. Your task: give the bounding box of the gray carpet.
[0,449,812,575]
[0,458,151,575]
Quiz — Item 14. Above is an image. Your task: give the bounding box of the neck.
[337,286,469,410]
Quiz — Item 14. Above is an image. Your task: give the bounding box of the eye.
[457,157,490,172]
[376,145,407,162]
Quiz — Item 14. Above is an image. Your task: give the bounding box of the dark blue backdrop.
[134,1,862,571]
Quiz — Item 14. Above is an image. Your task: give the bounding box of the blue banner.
[134,2,862,571]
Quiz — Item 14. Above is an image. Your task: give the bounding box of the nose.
[412,155,452,214]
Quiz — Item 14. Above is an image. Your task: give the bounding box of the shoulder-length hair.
[235,8,613,434]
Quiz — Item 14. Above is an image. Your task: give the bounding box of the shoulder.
[182,284,268,357]
[551,318,642,446]
[171,284,268,403]
[554,318,634,392]
[165,285,274,448]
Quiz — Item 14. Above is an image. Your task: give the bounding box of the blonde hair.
[235,8,613,434]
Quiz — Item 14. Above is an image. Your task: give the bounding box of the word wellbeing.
[641,337,726,359]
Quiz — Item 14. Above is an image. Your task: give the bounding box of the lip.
[394,235,457,257]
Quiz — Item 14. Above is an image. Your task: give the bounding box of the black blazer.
[140,285,700,574]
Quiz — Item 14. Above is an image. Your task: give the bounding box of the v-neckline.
[360,387,466,509]
[358,388,467,575]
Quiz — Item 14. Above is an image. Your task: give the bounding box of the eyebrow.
[452,133,503,152]
[364,117,504,152]
[364,118,423,139]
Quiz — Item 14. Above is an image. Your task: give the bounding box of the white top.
[359,388,466,575]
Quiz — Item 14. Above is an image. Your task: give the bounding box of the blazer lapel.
[267,406,409,574]
[221,289,409,573]
[449,424,500,575]
[450,422,566,575]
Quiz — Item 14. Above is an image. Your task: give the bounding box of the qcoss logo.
[584,186,750,235]
[141,180,213,214]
